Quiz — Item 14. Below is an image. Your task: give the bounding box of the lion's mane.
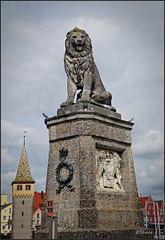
[64,27,94,87]
[65,27,92,58]
[61,27,116,111]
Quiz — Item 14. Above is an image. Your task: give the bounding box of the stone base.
[42,103,144,235]
[58,228,154,240]
[34,228,154,239]
[57,102,121,119]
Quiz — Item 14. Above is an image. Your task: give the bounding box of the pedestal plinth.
[40,103,149,239]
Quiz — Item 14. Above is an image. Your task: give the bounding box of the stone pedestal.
[41,103,146,239]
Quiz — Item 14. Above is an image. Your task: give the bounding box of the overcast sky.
[1,1,164,203]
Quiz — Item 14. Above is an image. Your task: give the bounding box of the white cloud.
[1,148,17,173]
[1,1,163,202]
[1,172,16,201]
[135,155,164,200]
[133,130,164,155]
[2,148,14,163]
[1,120,25,148]
[139,170,147,178]
[2,171,16,182]
[149,159,164,177]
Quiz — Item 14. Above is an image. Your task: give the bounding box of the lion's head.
[65,27,92,57]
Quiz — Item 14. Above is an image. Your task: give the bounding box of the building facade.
[33,191,45,231]
[1,194,8,205]
[139,195,164,228]
[12,137,35,239]
[1,195,13,235]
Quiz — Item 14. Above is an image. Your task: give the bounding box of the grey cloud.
[133,130,164,156]
[1,1,163,202]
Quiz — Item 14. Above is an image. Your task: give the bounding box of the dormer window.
[17,185,22,191]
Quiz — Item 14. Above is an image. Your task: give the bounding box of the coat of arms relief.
[96,149,124,191]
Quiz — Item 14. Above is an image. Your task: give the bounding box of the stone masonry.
[12,196,33,239]
[39,103,151,239]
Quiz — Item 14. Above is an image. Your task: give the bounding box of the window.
[36,213,40,219]
[33,220,36,225]
[8,225,10,230]
[22,212,24,216]
[22,200,24,205]
[9,208,12,214]
[21,224,23,228]
[147,211,150,215]
[148,206,151,209]
[8,216,11,220]
[2,225,6,230]
[3,216,6,220]
[26,185,31,191]
[17,185,22,191]
[37,220,39,225]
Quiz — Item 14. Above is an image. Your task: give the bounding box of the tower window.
[26,185,31,190]
[22,212,24,216]
[17,185,22,191]
[22,200,24,205]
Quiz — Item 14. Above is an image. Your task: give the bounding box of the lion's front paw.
[76,98,81,103]
[79,95,91,103]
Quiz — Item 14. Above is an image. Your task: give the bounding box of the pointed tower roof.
[12,136,35,184]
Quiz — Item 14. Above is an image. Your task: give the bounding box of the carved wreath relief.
[56,147,75,193]
[96,149,124,191]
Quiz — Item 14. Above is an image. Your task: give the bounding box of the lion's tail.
[90,99,116,112]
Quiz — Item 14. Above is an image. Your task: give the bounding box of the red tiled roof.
[139,196,149,208]
[1,203,12,210]
[33,191,45,214]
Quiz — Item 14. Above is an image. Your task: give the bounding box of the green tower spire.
[12,137,35,184]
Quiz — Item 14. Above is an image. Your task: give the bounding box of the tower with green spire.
[12,136,35,239]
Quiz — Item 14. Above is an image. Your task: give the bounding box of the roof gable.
[1,203,12,211]
[33,207,42,214]
[33,192,45,213]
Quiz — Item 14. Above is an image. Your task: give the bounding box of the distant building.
[12,137,35,239]
[1,194,12,235]
[1,194,8,205]
[139,195,164,228]
[33,191,45,231]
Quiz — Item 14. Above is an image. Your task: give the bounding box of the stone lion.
[60,27,116,111]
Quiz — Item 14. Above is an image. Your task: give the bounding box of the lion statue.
[60,27,116,111]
